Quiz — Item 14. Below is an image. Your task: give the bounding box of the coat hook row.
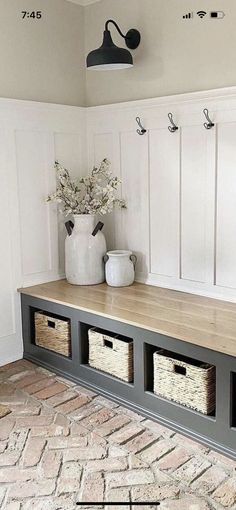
[203,108,215,130]
[136,116,147,135]
[168,112,178,133]
[136,109,214,134]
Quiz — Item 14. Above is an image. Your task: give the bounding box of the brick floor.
[0,360,235,510]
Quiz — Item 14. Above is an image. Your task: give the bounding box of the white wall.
[87,86,236,302]
[0,0,85,106]
[3,86,236,368]
[0,98,86,366]
[85,0,236,106]
[1,0,236,108]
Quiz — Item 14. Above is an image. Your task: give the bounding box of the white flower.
[47,159,126,216]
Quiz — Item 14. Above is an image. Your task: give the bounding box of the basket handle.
[104,339,113,349]
[47,320,55,329]
[174,364,186,376]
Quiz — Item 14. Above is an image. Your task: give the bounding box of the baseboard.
[0,335,23,367]
[0,352,23,367]
[135,273,236,303]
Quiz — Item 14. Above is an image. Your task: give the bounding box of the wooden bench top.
[19,280,236,358]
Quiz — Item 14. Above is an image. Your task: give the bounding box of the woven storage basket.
[88,328,133,382]
[153,349,216,415]
[34,312,71,357]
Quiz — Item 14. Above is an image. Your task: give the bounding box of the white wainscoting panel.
[181,125,215,284]
[93,133,114,166]
[216,122,236,289]
[54,132,84,275]
[87,86,236,301]
[3,88,236,367]
[0,99,85,365]
[0,130,15,339]
[0,128,23,365]
[16,130,55,278]
[117,131,149,277]
[149,128,180,278]
[88,131,117,250]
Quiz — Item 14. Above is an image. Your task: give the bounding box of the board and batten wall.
[2,85,236,366]
[86,86,236,302]
[0,99,86,366]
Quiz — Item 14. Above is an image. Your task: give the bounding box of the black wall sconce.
[86,19,141,71]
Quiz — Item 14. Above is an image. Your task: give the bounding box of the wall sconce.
[86,19,141,71]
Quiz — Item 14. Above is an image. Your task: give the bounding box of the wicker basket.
[153,349,216,415]
[88,328,133,382]
[34,312,71,357]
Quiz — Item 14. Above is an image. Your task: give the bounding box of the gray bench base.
[21,294,236,460]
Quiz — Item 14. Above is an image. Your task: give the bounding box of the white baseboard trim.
[0,337,23,367]
[0,352,23,368]
[21,273,65,288]
[135,272,236,303]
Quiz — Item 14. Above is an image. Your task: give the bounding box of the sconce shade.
[87,30,133,70]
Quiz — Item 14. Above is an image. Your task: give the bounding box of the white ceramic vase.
[65,214,107,285]
[105,250,137,287]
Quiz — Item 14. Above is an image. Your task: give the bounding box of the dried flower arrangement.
[47,159,126,216]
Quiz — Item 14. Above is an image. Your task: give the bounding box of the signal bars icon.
[183,12,193,19]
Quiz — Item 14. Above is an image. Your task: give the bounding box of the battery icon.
[210,11,225,18]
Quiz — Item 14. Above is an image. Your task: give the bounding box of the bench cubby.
[31,307,72,358]
[144,343,216,417]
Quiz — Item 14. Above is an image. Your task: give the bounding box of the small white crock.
[104,250,137,287]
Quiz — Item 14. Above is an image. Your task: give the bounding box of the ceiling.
[67,0,100,5]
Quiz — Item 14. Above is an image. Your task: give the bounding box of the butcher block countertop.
[18,280,236,358]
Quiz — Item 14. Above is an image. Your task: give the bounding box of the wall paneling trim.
[2,86,236,365]
[0,98,86,366]
[87,86,236,302]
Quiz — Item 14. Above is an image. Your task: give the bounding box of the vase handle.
[104,254,109,264]
[130,254,137,269]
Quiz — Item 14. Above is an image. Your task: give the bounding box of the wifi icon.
[197,10,207,18]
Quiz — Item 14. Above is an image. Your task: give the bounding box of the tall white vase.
[65,214,106,285]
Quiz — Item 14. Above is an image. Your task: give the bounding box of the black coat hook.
[136,116,147,135]
[203,108,214,129]
[168,112,178,133]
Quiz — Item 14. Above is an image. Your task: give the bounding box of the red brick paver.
[0,359,235,509]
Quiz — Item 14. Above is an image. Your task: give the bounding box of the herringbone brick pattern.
[0,360,235,509]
